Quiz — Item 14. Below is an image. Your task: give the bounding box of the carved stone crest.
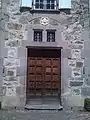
[40,17,49,26]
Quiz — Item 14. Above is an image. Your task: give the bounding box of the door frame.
[26,46,62,104]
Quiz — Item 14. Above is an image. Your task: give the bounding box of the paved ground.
[0,109,90,120]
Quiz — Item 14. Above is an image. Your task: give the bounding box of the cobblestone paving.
[0,109,90,120]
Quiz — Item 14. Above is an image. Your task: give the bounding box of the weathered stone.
[2,86,6,96]
[0,86,6,96]
[76,62,83,68]
[4,58,20,67]
[50,19,58,26]
[8,48,17,58]
[8,77,18,81]
[68,77,75,81]
[68,59,76,67]
[2,96,19,107]
[3,80,12,86]
[70,81,83,87]
[71,49,81,59]
[7,22,22,30]
[8,32,24,40]
[74,41,84,44]
[6,68,16,76]
[1,0,88,109]
[3,77,20,86]
[6,87,16,96]
[19,16,29,24]
[85,78,90,86]
[5,40,21,47]
[7,71,14,76]
[81,87,90,96]
[72,68,81,77]
[74,77,84,81]
[69,44,84,49]
[73,89,81,95]
[33,18,40,24]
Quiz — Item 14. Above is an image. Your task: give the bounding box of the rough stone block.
[9,15,19,22]
[72,68,81,77]
[68,77,75,81]
[68,95,84,107]
[2,96,19,108]
[5,87,16,96]
[6,67,16,76]
[69,77,84,81]
[2,86,6,96]
[70,81,83,87]
[73,89,81,95]
[85,78,90,86]
[71,49,81,59]
[8,31,23,40]
[3,76,20,87]
[4,58,20,67]
[69,44,84,49]
[19,16,29,24]
[81,87,90,96]
[0,86,6,96]
[8,48,17,58]
[74,41,84,44]
[68,59,76,67]
[76,61,83,68]
[5,40,21,48]
[74,77,84,81]
[7,22,22,30]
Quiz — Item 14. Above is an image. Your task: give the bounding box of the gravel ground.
[0,109,90,120]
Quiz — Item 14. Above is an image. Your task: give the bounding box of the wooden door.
[27,56,61,99]
[43,58,60,97]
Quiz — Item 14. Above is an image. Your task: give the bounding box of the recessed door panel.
[27,49,61,99]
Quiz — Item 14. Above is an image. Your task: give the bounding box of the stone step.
[25,104,63,110]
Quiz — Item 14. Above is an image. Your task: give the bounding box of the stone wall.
[0,0,90,109]
[62,0,89,108]
[1,0,26,108]
[0,0,2,103]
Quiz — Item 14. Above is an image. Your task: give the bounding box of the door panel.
[45,75,51,81]
[27,55,61,99]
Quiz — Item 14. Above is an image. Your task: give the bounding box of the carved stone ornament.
[40,17,49,26]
